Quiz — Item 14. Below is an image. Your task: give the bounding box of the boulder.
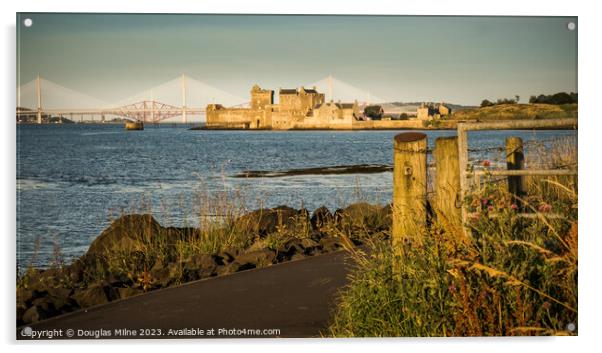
[233,206,305,237]
[335,202,388,231]
[245,238,270,253]
[67,254,111,284]
[86,214,163,256]
[299,238,320,253]
[216,263,239,276]
[30,297,59,317]
[215,248,238,265]
[311,206,334,229]
[16,287,36,307]
[277,238,320,261]
[72,282,118,308]
[232,249,276,270]
[290,253,306,261]
[31,294,78,315]
[182,254,218,281]
[151,263,180,288]
[86,215,200,257]
[106,272,133,288]
[320,236,346,253]
[47,287,73,300]
[117,287,143,299]
[17,307,26,326]
[22,306,47,324]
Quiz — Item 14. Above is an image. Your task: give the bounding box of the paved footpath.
[21,249,357,339]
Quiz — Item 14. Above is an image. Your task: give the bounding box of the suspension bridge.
[16,74,387,124]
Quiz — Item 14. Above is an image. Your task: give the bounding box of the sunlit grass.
[328,139,577,337]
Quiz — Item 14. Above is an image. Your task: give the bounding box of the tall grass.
[329,139,577,337]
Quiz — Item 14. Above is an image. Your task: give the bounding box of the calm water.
[16,124,577,268]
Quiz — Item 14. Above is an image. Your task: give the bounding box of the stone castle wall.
[206,105,271,129]
[205,85,453,130]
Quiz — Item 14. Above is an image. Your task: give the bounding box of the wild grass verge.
[328,139,577,337]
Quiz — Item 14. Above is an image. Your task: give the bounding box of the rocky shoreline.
[17,202,391,326]
[233,164,393,178]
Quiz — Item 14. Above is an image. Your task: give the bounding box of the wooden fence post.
[434,136,463,235]
[392,132,427,261]
[506,136,526,204]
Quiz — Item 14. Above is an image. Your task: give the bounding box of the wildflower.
[469,212,481,222]
[482,160,491,167]
[481,198,489,206]
[448,283,457,294]
[538,203,552,213]
[487,205,494,211]
[511,203,518,211]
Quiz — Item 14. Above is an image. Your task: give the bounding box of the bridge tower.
[181,74,187,124]
[36,74,42,124]
[327,74,333,102]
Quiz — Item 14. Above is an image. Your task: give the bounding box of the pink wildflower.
[482,160,491,167]
[538,203,552,213]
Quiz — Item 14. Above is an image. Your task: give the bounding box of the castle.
[206,85,360,130]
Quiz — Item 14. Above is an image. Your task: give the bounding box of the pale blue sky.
[17,14,577,105]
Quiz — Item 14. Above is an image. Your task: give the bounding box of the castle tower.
[250,84,274,110]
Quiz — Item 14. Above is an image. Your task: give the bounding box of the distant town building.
[416,102,452,120]
[308,101,360,128]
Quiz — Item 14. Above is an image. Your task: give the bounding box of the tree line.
[481,92,577,107]
[480,95,520,107]
[529,92,578,105]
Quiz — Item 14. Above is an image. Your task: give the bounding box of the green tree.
[364,105,384,120]
[480,99,494,107]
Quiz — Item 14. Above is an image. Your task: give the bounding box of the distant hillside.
[381,102,477,114]
[452,103,577,121]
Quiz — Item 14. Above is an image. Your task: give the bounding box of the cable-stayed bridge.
[16,75,246,124]
[16,74,386,124]
[306,75,386,105]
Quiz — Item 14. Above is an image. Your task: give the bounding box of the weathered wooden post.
[506,137,526,204]
[392,132,428,263]
[434,136,462,235]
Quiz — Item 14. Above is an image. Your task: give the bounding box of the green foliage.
[481,99,494,107]
[422,119,442,128]
[529,92,578,105]
[364,105,384,120]
[398,113,409,120]
[481,98,517,107]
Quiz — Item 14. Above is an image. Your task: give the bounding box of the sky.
[17,14,577,106]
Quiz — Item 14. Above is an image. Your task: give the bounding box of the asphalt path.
[20,249,358,340]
